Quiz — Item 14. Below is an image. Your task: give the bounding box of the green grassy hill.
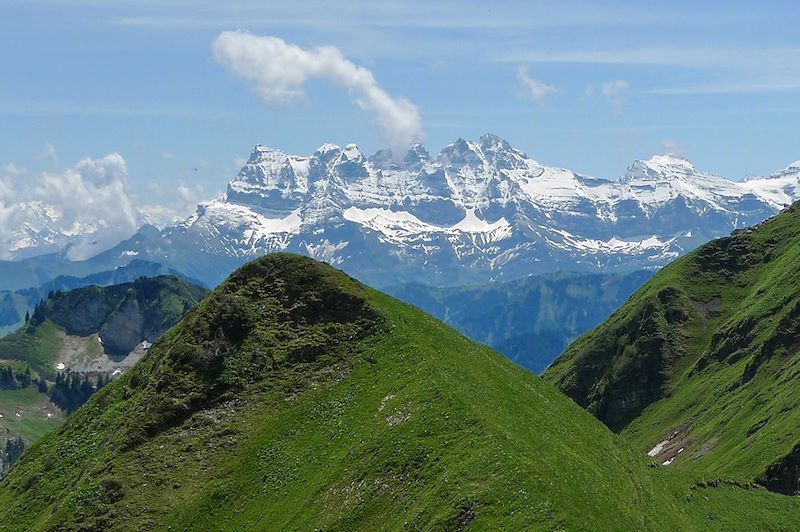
[1,254,798,530]
[545,203,800,494]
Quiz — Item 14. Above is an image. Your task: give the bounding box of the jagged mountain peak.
[478,132,513,151]
[623,153,699,182]
[314,142,343,155]
[783,160,800,172]
[11,137,800,293]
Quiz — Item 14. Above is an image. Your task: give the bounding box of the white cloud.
[660,139,684,156]
[516,66,560,101]
[0,153,142,260]
[586,80,629,116]
[212,31,424,152]
[139,181,205,229]
[600,80,629,97]
[36,143,58,163]
[2,162,27,176]
[37,153,139,259]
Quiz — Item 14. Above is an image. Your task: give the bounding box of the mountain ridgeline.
[30,276,208,358]
[389,270,652,373]
[2,254,799,530]
[2,137,799,293]
[0,276,207,482]
[0,260,205,336]
[545,203,800,495]
[0,275,208,377]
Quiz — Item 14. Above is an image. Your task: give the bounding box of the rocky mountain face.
[0,276,208,378]
[95,135,800,288]
[544,202,800,495]
[0,260,204,337]
[3,135,799,289]
[0,275,208,482]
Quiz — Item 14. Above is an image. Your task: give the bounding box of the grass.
[1,254,799,530]
[545,203,800,490]
[0,321,63,378]
[0,275,207,485]
[0,387,64,442]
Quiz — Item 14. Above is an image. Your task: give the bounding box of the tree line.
[0,365,110,413]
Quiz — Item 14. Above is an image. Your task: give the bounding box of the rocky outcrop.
[37,276,208,358]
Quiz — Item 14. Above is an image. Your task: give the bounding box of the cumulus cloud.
[0,153,141,260]
[212,31,423,152]
[517,66,560,101]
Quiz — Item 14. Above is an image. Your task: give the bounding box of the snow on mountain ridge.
[741,161,800,209]
[7,135,799,290]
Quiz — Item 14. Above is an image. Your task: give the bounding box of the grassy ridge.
[545,204,800,490]
[2,254,799,530]
[0,321,63,378]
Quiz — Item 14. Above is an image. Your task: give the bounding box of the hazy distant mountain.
[388,270,652,373]
[3,135,799,289]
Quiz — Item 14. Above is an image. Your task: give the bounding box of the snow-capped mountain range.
[1,201,98,260]
[5,134,800,288]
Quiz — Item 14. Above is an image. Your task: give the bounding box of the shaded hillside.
[545,203,800,494]
[389,270,651,373]
[0,276,208,376]
[0,276,207,478]
[0,260,203,338]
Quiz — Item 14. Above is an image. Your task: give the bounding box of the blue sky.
[2,0,800,216]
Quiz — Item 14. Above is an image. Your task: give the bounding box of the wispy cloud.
[107,2,695,31]
[212,31,424,151]
[35,143,58,163]
[585,80,629,116]
[0,102,219,118]
[649,80,800,95]
[2,162,27,177]
[517,67,560,101]
[497,46,800,68]
[503,45,800,96]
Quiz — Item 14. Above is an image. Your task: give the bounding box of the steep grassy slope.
[0,276,208,376]
[0,276,208,478]
[3,254,785,530]
[389,270,651,373]
[545,203,800,493]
